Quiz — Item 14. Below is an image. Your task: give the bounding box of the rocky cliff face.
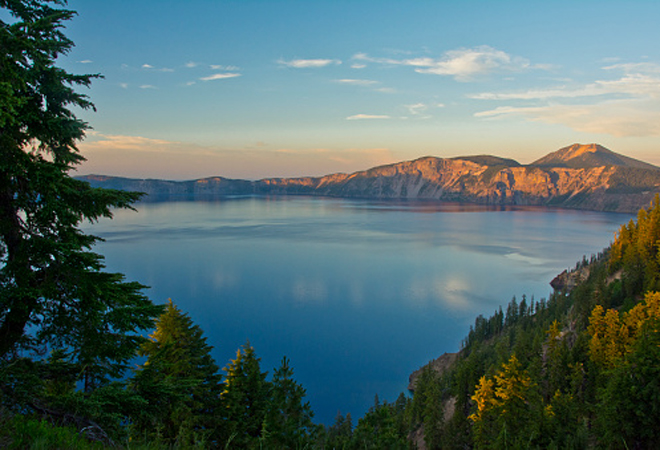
[79,144,660,213]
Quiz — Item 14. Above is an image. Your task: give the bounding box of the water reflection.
[84,196,631,424]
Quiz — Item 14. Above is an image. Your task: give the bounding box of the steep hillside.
[401,194,660,449]
[79,144,660,213]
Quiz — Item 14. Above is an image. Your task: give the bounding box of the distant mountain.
[79,144,660,213]
[531,143,658,170]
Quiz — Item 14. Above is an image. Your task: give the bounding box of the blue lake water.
[83,196,631,424]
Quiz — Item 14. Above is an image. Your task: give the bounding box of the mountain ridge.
[79,144,660,214]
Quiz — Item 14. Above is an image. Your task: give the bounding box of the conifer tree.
[131,299,223,445]
[0,0,159,405]
[262,356,315,448]
[222,341,269,447]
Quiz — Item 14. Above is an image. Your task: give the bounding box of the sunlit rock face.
[79,144,660,213]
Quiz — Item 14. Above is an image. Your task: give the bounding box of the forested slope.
[393,194,660,449]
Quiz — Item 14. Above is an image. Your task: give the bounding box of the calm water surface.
[84,196,631,424]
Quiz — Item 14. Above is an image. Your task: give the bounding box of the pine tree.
[262,356,315,449]
[222,341,269,448]
[0,0,159,407]
[131,299,223,445]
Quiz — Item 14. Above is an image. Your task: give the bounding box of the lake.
[83,196,631,424]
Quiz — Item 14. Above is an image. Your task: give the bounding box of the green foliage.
[610,194,660,294]
[221,341,269,448]
[400,196,660,449]
[0,414,104,449]
[352,396,409,449]
[606,167,660,194]
[262,356,316,449]
[0,0,160,395]
[589,292,660,448]
[320,411,354,449]
[131,299,223,446]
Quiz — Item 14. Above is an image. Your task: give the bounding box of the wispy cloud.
[353,46,546,81]
[603,62,660,75]
[475,99,660,137]
[83,133,175,151]
[78,60,93,64]
[401,102,445,119]
[210,64,240,71]
[185,61,198,68]
[200,73,241,81]
[346,114,391,120]
[334,79,378,86]
[334,78,394,93]
[470,85,604,100]
[415,46,532,80]
[471,73,660,101]
[404,103,432,119]
[139,84,157,89]
[471,62,660,137]
[278,58,341,68]
[141,63,174,72]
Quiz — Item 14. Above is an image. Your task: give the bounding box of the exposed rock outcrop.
[550,265,591,293]
[408,352,459,392]
[78,144,660,214]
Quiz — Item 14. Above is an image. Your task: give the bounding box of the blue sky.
[51,0,660,179]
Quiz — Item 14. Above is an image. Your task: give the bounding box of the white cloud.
[470,85,604,100]
[139,84,156,89]
[141,63,174,72]
[210,64,240,71]
[405,103,428,113]
[278,58,341,68]
[353,46,544,82]
[82,134,175,151]
[334,78,394,93]
[334,79,378,86]
[119,83,128,89]
[185,61,198,68]
[78,60,93,64]
[352,52,400,66]
[351,63,367,69]
[402,102,445,119]
[603,62,660,75]
[414,46,532,81]
[199,73,241,81]
[471,73,660,101]
[404,103,431,119]
[346,114,391,120]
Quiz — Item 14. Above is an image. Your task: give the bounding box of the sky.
[45,0,660,179]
